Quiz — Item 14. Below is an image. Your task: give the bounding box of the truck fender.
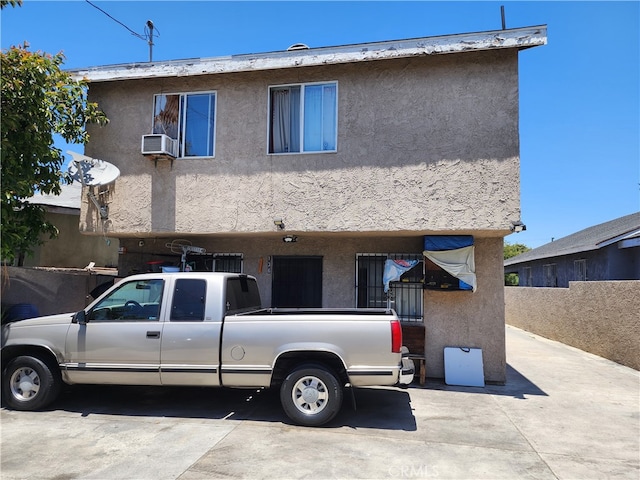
[270,347,349,388]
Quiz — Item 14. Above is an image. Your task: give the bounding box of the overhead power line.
[84,0,158,61]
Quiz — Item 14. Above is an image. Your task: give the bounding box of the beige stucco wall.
[82,49,520,238]
[505,282,640,370]
[118,234,425,308]
[424,237,506,383]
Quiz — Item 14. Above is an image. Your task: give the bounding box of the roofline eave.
[70,25,547,83]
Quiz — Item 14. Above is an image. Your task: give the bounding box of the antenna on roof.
[147,20,154,62]
[85,1,158,62]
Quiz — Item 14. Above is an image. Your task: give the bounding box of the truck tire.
[2,356,61,411]
[280,364,343,426]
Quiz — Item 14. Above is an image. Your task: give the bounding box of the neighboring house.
[505,212,640,287]
[71,25,547,383]
[22,182,119,268]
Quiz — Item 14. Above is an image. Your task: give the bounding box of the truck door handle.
[146,331,161,339]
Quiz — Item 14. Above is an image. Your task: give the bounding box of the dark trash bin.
[2,303,40,324]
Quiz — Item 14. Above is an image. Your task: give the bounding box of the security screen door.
[271,256,322,308]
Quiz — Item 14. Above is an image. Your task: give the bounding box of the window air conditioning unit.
[141,134,178,157]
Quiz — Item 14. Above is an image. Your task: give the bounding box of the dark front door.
[272,256,322,308]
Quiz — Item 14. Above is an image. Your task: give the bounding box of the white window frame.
[267,81,338,155]
[152,91,217,159]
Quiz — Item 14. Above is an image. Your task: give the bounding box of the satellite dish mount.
[67,151,120,220]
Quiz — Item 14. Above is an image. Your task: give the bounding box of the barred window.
[356,253,423,323]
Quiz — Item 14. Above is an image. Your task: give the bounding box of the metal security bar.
[356,253,424,323]
[214,254,243,273]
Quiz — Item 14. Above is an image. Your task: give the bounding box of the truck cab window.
[171,279,206,321]
[226,276,262,313]
[88,279,164,321]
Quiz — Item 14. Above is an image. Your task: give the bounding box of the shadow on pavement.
[34,383,416,430]
[415,364,548,399]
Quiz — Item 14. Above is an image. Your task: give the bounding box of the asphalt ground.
[1,325,638,480]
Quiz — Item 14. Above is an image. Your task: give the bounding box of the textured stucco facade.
[71,28,546,383]
[81,50,521,237]
[505,282,640,370]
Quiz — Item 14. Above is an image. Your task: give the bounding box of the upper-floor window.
[268,82,337,154]
[153,92,216,158]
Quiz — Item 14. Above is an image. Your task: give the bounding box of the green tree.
[504,242,531,260]
[1,42,108,263]
[504,242,531,286]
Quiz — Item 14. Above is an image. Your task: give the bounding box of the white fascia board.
[71,25,547,83]
[598,228,640,249]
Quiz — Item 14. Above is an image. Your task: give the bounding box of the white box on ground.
[444,347,485,387]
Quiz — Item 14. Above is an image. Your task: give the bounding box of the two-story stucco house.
[72,25,547,384]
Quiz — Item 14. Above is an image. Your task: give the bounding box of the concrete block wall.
[505,281,640,370]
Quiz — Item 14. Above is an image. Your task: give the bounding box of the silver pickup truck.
[2,272,414,426]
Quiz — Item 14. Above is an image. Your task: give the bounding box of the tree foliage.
[504,241,531,286]
[0,1,23,8]
[1,43,108,262]
[504,242,531,260]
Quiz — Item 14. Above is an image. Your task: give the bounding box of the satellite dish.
[67,151,120,186]
[66,151,119,220]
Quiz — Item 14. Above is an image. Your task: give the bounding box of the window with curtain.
[153,92,216,158]
[269,82,337,154]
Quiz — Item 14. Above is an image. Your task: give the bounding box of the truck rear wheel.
[2,356,61,411]
[280,365,343,426]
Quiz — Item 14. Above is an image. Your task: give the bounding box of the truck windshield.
[226,277,262,313]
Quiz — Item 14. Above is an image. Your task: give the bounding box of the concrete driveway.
[1,325,638,479]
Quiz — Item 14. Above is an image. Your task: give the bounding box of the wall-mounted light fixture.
[273,219,285,230]
[511,221,527,233]
[282,235,297,243]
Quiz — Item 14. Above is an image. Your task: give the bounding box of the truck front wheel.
[2,356,61,411]
[280,365,343,426]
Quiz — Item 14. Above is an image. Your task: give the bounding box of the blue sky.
[2,1,638,248]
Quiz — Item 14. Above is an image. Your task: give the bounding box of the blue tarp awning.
[424,235,474,251]
[423,236,476,291]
